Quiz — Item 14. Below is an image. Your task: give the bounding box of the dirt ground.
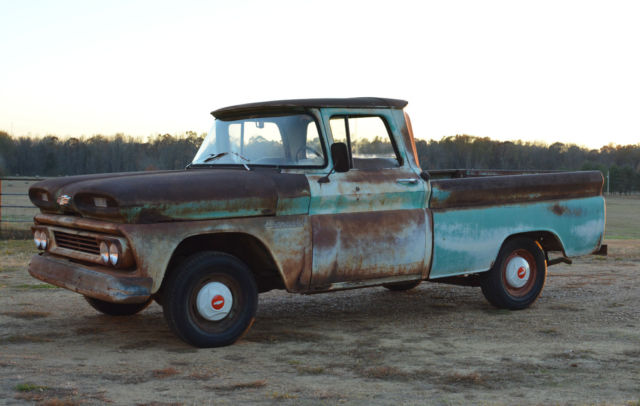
[1,239,639,406]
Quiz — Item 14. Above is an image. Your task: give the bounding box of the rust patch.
[28,253,152,303]
[548,203,583,216]
[310,209,426,288]
[117,215,312,293]
[551,203,568,216]
[29,169,310,223]
[430,171,603,210]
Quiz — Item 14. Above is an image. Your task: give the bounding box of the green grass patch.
[605,196,640,239]
[15,383,49,392]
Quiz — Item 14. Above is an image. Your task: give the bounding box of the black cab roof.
[212,97,408,119]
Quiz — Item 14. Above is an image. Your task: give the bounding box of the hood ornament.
[57,194,71,206]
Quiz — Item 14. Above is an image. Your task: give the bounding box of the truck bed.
[426,170,605,280]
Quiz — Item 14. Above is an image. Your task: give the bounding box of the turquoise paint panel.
[307,107,426,216]
[123,199,273,222]
[429,196,605,279]
[309,189,426,215]
[430,187,451,203]
[276,195,311,216]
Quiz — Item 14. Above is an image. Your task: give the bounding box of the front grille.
[54,231,100,255]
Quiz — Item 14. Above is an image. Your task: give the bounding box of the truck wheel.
[85,296,152,316]
[383,280,421,291]
[162,252,258,348]
[481,237,546,310]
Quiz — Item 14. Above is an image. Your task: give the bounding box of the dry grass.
[361,365,408,379]
[605,239,640,259]
[75,326,111,335]
[538,328,561,336]
[13,384,82,405]
[0,334,54,344]
[245,329,326,343]
[441,372,486,386]
[2,310,50,319]
[13,283,59,290]
[39,399,82,406]
[187,371,214,380]
[206,380,267,391]
[270,391,298,400]
[295,365,325,375]
[0,239,34,271]
[152,367,180,379]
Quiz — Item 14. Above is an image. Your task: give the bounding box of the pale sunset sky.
[1,0,639,149]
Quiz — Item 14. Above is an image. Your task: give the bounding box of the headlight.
[99,241,110,264]
[109,243,120,266]
[33,230,48,250]
[93,197,107,208]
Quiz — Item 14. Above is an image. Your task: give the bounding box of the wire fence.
[0,177,42,236]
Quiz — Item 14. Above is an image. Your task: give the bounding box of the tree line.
[1,131,639,193]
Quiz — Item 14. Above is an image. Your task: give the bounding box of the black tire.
[85,296,152,316]
[162,251,258,348]
[481,237,547,310]
[383,280,422,291]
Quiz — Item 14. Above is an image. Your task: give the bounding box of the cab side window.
[329,116,400,169]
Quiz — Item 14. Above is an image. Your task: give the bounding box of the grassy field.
[604,195,640,239]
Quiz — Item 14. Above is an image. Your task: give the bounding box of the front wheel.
[481,237,547,310]
[162,252,258,348]
[85,296,152,316]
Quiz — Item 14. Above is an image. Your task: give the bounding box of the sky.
[1,0,639,150]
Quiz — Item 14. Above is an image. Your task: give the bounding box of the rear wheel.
[383,280,421,291]
[481,237,547,310]
[162,251,258,348]
[85,296,152,316]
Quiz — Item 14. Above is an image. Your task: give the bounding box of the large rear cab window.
[329,116,400,169]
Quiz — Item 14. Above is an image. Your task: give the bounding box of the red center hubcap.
[517,267,527,279]
[211,295,225,310]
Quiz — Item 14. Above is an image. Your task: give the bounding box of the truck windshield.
[191,113,326,168]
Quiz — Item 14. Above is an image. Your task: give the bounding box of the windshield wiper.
[203,151,251,171]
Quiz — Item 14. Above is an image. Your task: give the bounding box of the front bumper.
[29,253,152,303]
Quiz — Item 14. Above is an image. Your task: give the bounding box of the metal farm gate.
[0,177,42,234]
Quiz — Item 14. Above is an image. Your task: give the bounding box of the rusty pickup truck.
[28,98,606,347]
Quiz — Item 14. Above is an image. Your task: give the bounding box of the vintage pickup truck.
[28,98,606,347]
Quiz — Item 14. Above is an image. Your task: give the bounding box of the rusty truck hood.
[29,169,310,223]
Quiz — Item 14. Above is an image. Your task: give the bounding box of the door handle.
[396,178,419,185]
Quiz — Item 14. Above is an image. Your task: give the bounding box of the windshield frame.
[190,110,329,170]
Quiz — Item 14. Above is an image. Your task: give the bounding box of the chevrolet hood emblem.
[57,194,71,206]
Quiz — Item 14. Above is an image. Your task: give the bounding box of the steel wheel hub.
[505,256,530,288]
[196,282,233,321]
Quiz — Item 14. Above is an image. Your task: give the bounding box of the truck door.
[307,110,430,290]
